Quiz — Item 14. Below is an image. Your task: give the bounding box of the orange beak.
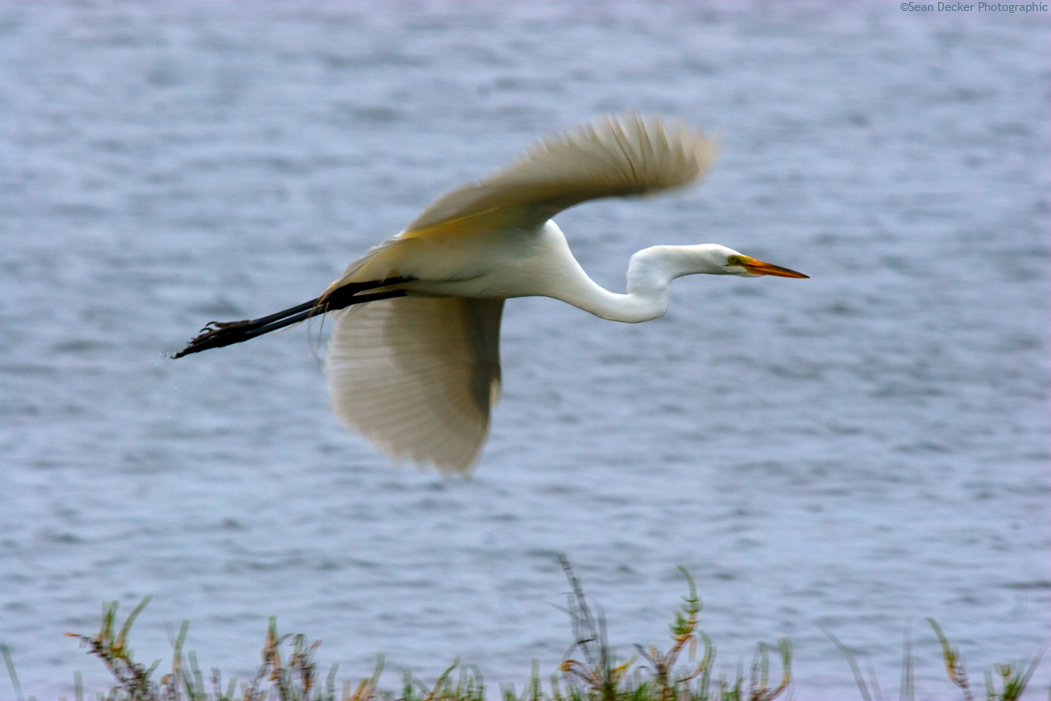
[739,256,809,279]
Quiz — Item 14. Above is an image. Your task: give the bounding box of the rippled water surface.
[2,3,1049,698]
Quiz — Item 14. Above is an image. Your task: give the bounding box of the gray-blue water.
[2,3,1049,698]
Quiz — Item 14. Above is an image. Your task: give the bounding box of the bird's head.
[626,243,808,305]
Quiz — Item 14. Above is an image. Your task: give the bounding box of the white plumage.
[175,114,807,474]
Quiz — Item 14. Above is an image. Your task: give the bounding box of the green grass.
[0,558,1044,701]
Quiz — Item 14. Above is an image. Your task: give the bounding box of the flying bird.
[174,114,807,473]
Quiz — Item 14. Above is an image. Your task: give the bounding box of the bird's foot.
[172,319,252,358]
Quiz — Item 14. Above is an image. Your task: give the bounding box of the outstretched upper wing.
[334,114,718,287]
[404,113,718,238]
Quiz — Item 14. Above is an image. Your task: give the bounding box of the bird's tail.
[171,277,413,358]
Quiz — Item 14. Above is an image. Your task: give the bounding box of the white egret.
[175,114,807,473]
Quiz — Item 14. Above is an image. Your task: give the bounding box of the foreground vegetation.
[1,559,1043,701]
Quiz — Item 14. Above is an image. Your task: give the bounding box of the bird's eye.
[726,255,742,266]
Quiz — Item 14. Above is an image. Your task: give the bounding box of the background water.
[1,2,1049,699]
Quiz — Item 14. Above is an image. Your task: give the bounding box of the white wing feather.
[326,296,504,474]
[405,112,718,234]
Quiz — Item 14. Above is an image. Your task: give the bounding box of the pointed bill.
[740,256,809,279]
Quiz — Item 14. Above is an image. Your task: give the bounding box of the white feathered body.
[324,114,721,472]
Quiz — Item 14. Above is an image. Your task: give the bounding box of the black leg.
[172,277,412,358]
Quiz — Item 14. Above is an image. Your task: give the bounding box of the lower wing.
[325,296,504,473]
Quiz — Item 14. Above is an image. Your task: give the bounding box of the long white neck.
[548,243,732,324]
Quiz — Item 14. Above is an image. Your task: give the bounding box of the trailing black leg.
[172,277,412,358]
